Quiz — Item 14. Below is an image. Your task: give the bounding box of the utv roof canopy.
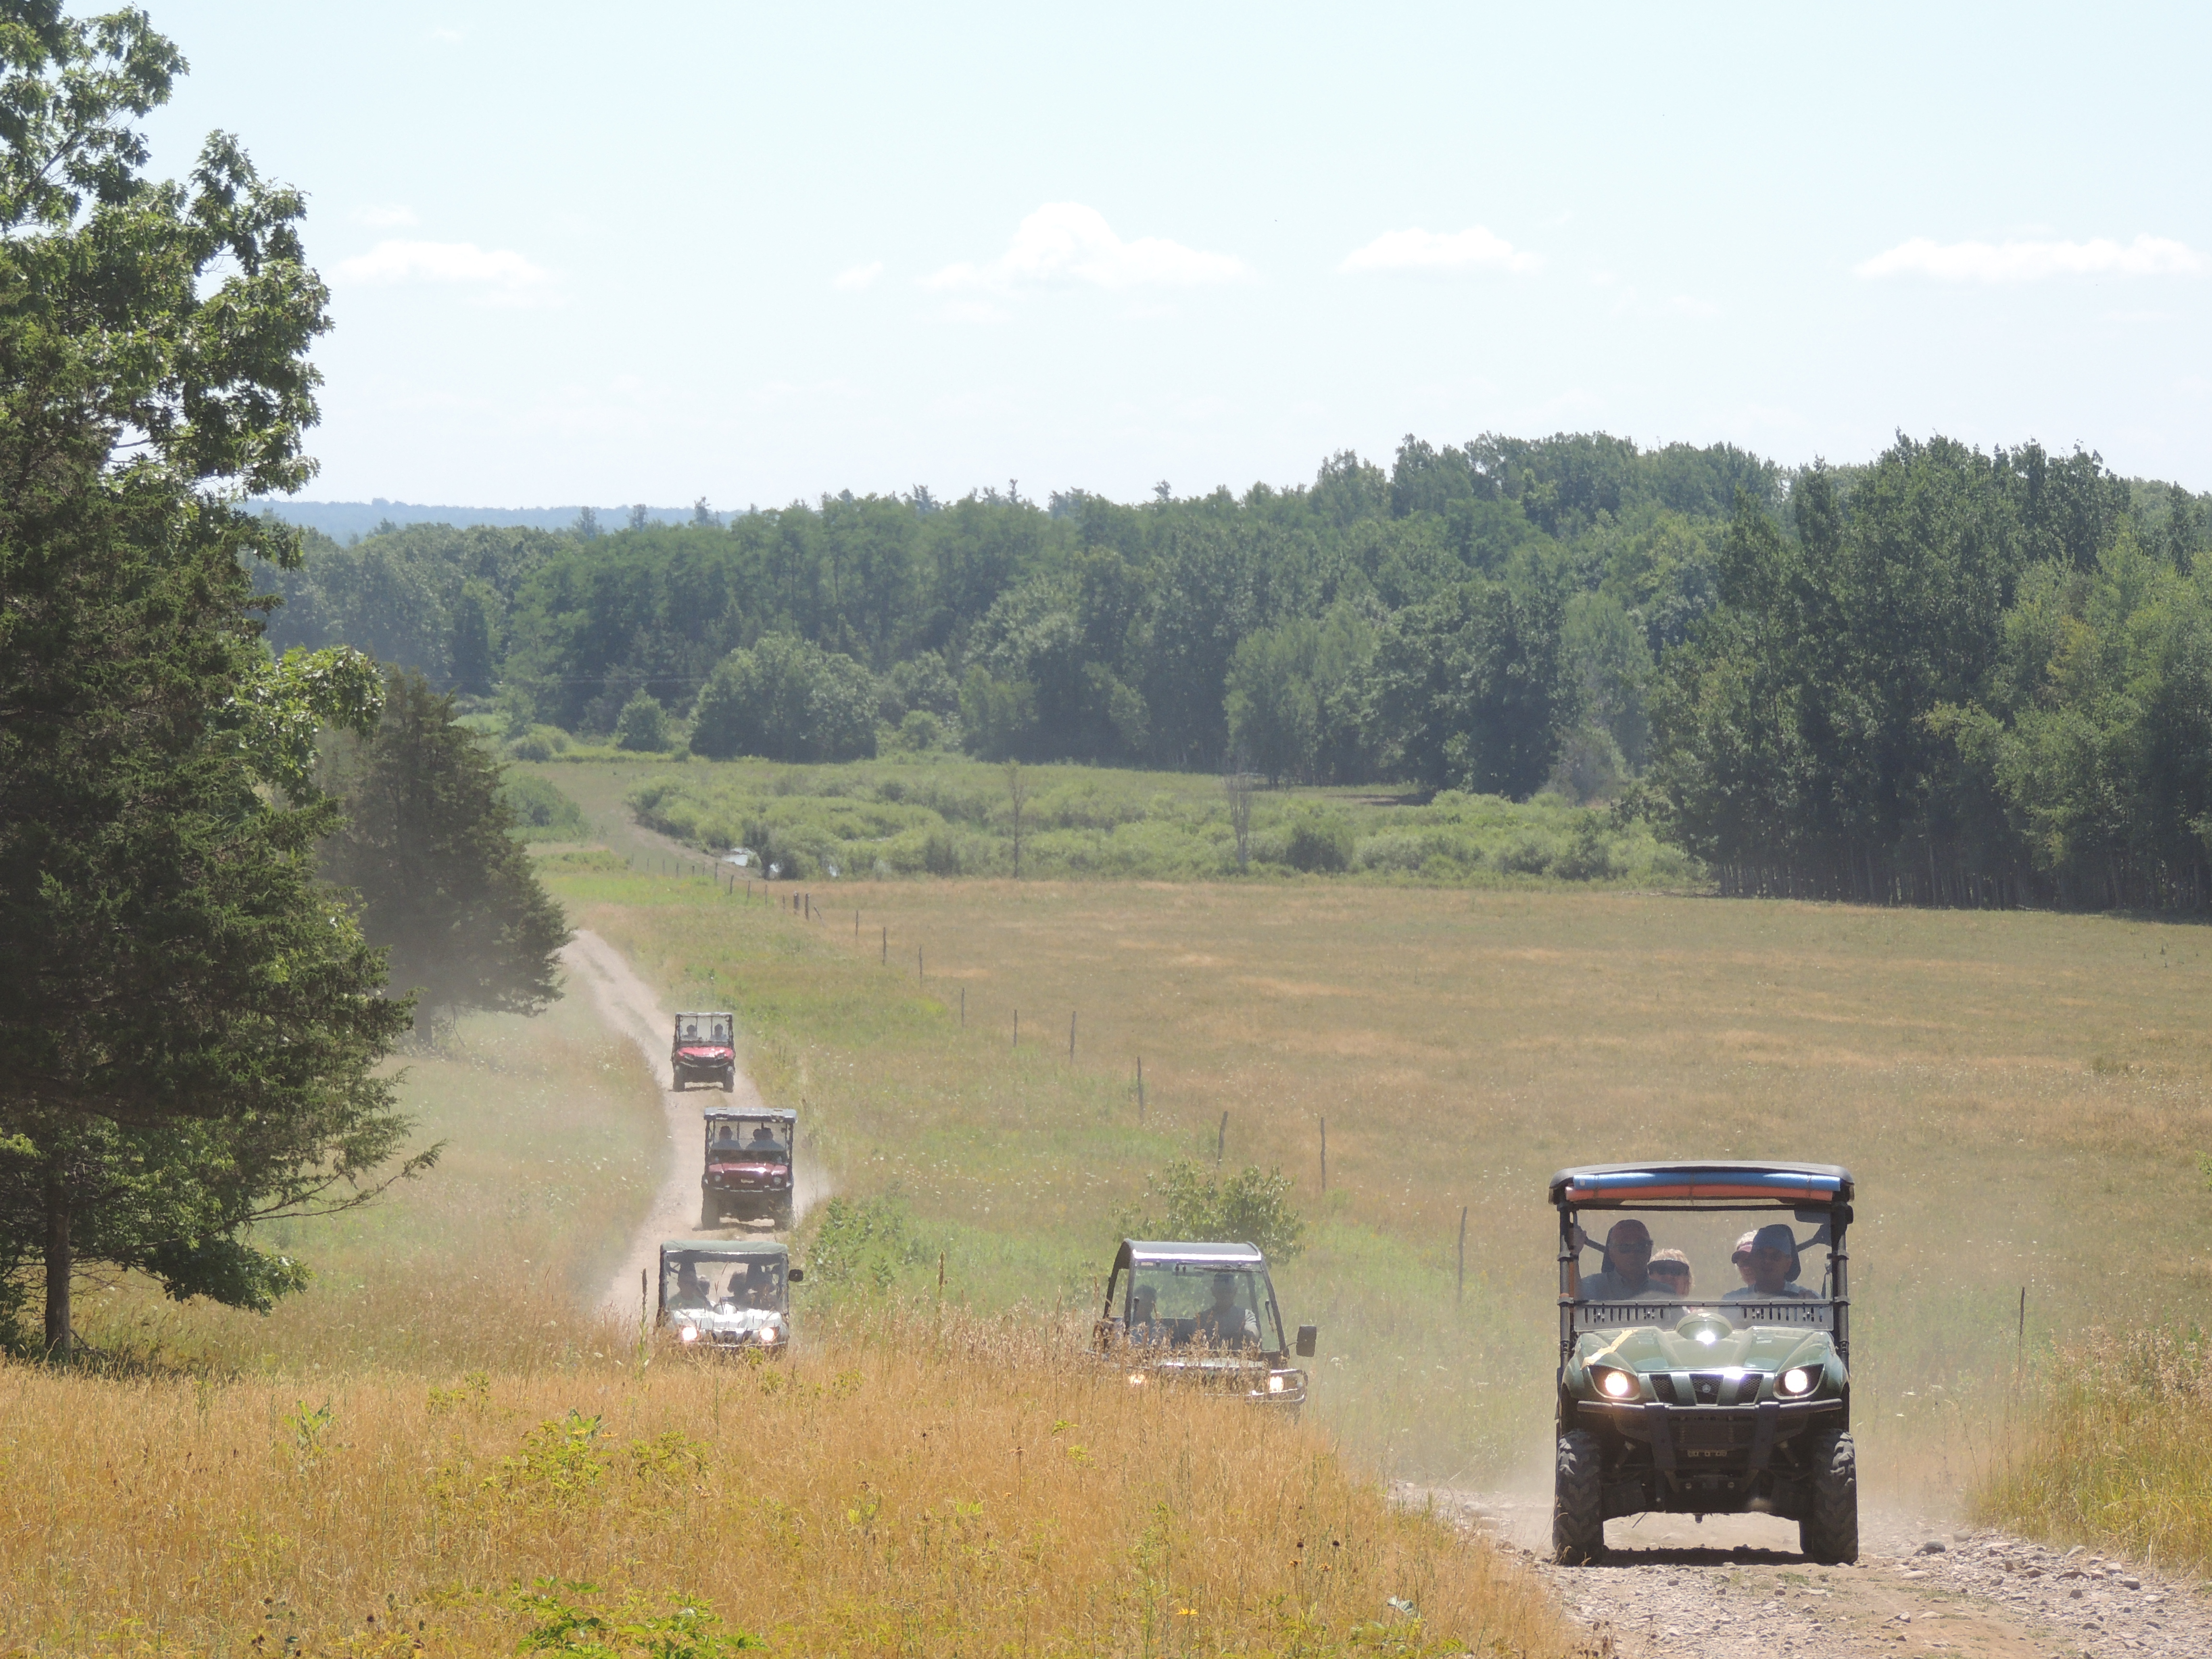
[1115,1240,1268,1271]
[661,1238,791,1258]
[1549,1161,1853,1210]
[702,1106,796,1124]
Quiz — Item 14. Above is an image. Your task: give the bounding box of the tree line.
[261,434,1779,801]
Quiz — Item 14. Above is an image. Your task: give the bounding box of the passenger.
[1647,1249,1692,1298]
[1574,1219,1655,1301]
[1731,1230,1758,1288]
[1195,1273,1258,1347]
[1723,1223,1818,1301]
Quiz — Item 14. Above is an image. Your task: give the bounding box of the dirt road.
[1415,1488,2210,1658]
[557,930,827,1318]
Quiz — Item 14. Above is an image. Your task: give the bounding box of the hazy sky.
[141,2,2212,506]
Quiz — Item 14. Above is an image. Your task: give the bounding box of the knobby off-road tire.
[1798,1429,1859,1564]
[1552,1430,1607,1563]
[699,1193,722,1229]
[720,1072,734,1093]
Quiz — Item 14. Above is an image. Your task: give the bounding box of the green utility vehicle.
[1550,1161,1857,1565]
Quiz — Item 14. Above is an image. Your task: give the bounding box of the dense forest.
[256,430,2212,910]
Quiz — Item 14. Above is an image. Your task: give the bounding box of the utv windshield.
[663,1250,786,1312]
[1569,1207,1836,1331]
[677,1015,733,1045]
[1124,1264,1285,1354]
[708,1121,791,1165]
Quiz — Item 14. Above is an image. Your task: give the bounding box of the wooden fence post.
[1320,1117,1327,1195]
[1136,1057,1144,1119]
[1457,1206,1468,1305]
[1068,1010,1076,1061]
[1216,1111,1227,1165]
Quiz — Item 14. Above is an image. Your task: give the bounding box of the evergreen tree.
[0,3,421,1356]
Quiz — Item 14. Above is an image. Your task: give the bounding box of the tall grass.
[1973,1328,2212,1572]
[0,1307,1574,1659]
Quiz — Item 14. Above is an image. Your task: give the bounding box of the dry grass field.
[0,1310,1572,1659]
[543,846,2212,1502]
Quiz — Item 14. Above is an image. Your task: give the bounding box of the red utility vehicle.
[672,1011,735,1092]
[701,1106,796,1229]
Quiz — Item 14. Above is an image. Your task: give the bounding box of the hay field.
[0,1311,1570,1659]
[545,855,2212,1495]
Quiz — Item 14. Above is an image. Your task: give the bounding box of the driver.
[1574,1219,1655,1300]
[671,1259,709,1310]
[1128,1285,1160,1342]
[1723,1223,1817,1301]
[1194,1273,1257,1347]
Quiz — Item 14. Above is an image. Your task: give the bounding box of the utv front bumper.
[1571,1398,1844,1517]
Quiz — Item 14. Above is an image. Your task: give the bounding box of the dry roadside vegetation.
[1974,1328,2212,1572]
[0,1310,1574,1659]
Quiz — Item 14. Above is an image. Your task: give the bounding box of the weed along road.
[557,931,825,1319]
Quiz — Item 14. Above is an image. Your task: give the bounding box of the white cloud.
[1855,234,2204,282]
[832,260,884,292]
[351,204,418,229]
[333,240,553,303]
[925,203,1248,293]
[1339,225,1540,275]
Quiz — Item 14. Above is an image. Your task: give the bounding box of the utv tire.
[1552,1430,1607,1563]
[1798,1429,1859,1564]
[699,1193,721,1229]
[721,1073,734,1093]
[773,1202,794,1231]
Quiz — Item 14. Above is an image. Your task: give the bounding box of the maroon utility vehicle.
[672,1011,736,1092]
[701,1106,796,1229]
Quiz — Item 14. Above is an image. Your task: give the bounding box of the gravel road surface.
[1407,1489,2212,1659]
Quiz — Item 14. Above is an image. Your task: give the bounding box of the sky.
[140,1,2212,507]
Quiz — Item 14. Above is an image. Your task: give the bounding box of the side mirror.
[1296,1324,1318,1358]
[787,1268,804,1284]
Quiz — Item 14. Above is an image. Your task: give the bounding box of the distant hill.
[249,499,710,541]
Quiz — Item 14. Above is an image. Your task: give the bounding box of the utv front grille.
[1653,1370,1762,1407]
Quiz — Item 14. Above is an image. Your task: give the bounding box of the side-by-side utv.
[672,1012,736,1092]
[701,1106,796,1229]
[1549,1161,1857,1565]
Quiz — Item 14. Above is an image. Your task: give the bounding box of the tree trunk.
[43,1175,71,1361]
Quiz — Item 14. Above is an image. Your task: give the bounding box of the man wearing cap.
[1723,1223,1817,1300]
[1730,1230,1758,1289]
[1573,1218,1657,1301]
[1648,1249,1693,1298]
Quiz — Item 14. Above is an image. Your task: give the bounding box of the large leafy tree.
[0,2,420,1356]
[319,669,570,1037]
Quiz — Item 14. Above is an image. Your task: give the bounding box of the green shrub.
[506,724,570,762]
[1120,1161,1306,1262]
[613,694,669,752]
[502,773,588,841]
[1284,811,1354,873]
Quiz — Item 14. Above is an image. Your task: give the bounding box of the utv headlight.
[1778,1366,1816,1397]
[1592,1366,1638,1401]
[1267,1373,1286,1394]
[679,1325,700,1344]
